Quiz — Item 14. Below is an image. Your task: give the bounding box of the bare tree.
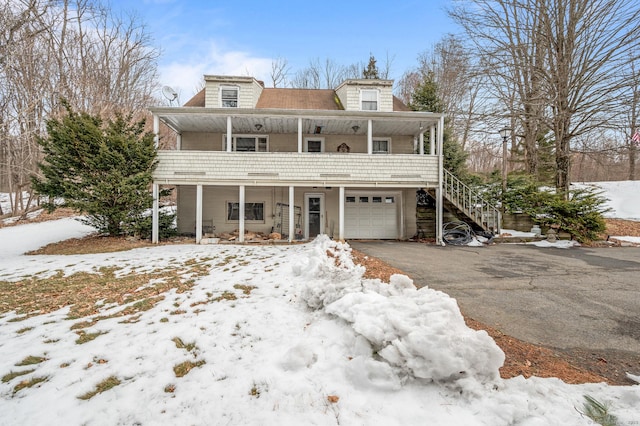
[270,56,289,88]
[450,0,640,193]
[0,0,159,215]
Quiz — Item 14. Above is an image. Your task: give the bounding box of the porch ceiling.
[151,107,442,136]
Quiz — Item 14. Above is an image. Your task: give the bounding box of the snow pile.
[573,181,640,220]
[295,236,504,391]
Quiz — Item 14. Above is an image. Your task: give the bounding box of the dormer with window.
[335,79,394,112]
[204,75,264,108]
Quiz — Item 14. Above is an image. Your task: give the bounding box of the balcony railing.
[154,151,439,187]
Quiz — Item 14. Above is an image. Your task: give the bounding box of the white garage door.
[345,193,399,239]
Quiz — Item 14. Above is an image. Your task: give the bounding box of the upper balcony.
[153,151,439,188]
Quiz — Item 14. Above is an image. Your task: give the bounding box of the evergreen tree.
[409,73,468,176]
[362,54,380,79]
[32,102,158,236]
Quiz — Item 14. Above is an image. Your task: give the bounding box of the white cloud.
[159,40,273,103]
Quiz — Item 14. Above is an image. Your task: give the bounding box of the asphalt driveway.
[349,241,640,355]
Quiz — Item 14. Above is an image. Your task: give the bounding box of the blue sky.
[110,0,458,101]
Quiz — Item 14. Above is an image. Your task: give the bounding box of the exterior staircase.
[429,169,501,234]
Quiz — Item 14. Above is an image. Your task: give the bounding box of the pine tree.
[409,73,467,176]
[32,102,158,236]
[362,54,380,79]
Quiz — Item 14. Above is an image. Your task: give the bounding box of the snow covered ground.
[1,218,639,425]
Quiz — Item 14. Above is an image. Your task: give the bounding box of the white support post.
[239,185,245,243]
[430,125,436,155]
[436,115,445,245]
[339,186,345,241]
[419,132,424,155]
[152,183,159,244]
[297,118,303,153]
[196,185,203,244]
[367,119,373,154]
[288,186,295,242]
[153,115,159,148]
[226,116,233,152]
[176,133,182,150]
[438,116,445,155]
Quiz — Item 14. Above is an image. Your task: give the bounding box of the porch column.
[153,115,159,148]
[438,116,445,154]
[196,184,203,244]
[338,186,345,241]
[430,125,436,155]
[419,132,424,155]
[436,115,445,245]
[367,119,373,154]
[226,116,233,152]
[239,185,245,243]
[152,183,159,244]
[297,118,303,153]
[288,186,295,242]
[176,133,182,150]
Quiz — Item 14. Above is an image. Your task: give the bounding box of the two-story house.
[149,75,446,244]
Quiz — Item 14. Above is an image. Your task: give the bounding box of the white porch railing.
[442,169,501,233]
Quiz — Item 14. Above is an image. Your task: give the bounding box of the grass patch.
[2,369,35,383]
[0,259,208,321]
[214,291,237,302]
[75,330,107,344]
[233,284,256,295]
[16,327,33,334]
[173,360,206,378]
[15,355,47,366]
[13,376,48,394]
[77,376,121,400]
[27,235,152,255]
[164,383,176,393]
[172,337,197,353]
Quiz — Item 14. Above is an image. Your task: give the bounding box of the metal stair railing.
[442,169,501,233]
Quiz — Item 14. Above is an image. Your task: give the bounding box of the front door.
[305,193,324,239]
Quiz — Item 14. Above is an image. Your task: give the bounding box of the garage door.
[345,193,399,239]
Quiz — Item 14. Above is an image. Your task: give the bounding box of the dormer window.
[361,89,378,111]
[221,86,239,107]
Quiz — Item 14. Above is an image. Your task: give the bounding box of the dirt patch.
[604,218,640,237]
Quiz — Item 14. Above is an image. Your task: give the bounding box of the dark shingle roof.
[183,89,205,107]
[256,88,342,110]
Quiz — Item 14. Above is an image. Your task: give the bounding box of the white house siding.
[335,80,394,112]
[153,152,439,186]
[203,76,263,108]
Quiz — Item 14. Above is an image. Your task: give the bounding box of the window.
[227,202,264,221]
[372,138,390,154]
[346,196,356,203]
[223,135,268,152]
[359,196,369,203]
[304,137,324,152]
[372,197,382,203]
[385,196,395,204]
[361,89,378,111]
[221,86,238,108]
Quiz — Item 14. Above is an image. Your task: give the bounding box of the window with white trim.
[227,202,265,222]
[304,137,324,152]
[223,135,268,152]
[372,138,391,154]
[220,86,239,108]
[361,89,378,111]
